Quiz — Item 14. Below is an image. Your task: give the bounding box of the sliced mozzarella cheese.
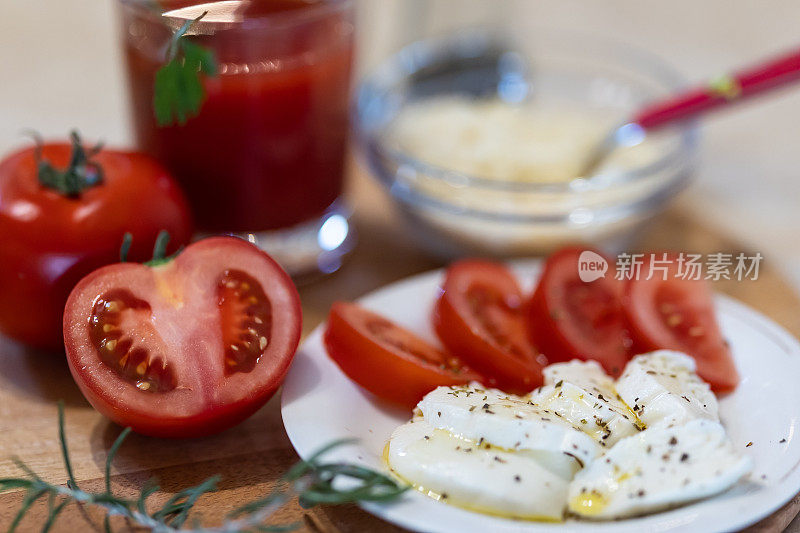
[387,418,569,521]
[543,359,610,387]
[568,419,752,519]
[533,360,643,447]
[616,350,718,428]
[418,384,603,469]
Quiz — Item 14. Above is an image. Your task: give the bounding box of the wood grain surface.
[1,167,799,532]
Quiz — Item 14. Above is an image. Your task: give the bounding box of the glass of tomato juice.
[117,0,356,279]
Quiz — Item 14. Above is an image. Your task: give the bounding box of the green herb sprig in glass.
[153,12,218,127]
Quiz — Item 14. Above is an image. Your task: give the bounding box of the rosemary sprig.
[1,403,407,532]
[153,12,218,127]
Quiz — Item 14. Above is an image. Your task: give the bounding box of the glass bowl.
[354,29,699,257]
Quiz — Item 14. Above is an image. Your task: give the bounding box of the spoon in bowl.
[580,45,800,177]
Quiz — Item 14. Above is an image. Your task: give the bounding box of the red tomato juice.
[121,0,354,231]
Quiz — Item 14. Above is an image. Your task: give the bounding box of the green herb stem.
[0,404,407,532]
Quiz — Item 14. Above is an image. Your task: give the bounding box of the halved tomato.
[325,302,482,408]
[433,260,546,393]
[63,237,301,438]
[624,253,738,392]
[528,247,632,377]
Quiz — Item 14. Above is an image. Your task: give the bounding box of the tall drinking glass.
[117,0,356,279]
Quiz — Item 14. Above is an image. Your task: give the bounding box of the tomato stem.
[152,230,170,261]
[144,230,184,267]
[119,232,133,263]
[33,130,104,197]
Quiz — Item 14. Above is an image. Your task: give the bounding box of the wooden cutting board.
[1,168,799,532]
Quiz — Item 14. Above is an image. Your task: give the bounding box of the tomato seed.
[689,326,705,337]
[667,314,683,327]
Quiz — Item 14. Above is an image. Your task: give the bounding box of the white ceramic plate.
[281,262,800,533]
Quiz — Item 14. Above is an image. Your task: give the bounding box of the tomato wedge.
[324,302,482,408]
[433,260,546,393]
[63,237,302,438]
[528,247,632,377]
[624,253,739,392]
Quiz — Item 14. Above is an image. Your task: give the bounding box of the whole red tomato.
[0,132,192,350]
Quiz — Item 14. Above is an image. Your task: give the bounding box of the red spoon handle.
[633,47,800,130]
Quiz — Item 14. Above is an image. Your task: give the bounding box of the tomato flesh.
[528,247,632,377]
[89,289,176,393]
[434,260,545,393]
[218,270,273,375]
[64,237,301,437]
[325,302,482,408]
[624,254,739,392]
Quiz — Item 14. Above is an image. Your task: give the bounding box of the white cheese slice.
[387,418,569,521]
[568,419,751,519]
[533,360,643,447]
[418,384,603,469]
[616,350,718,428]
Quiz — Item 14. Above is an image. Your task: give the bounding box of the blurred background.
[1,0,799,284]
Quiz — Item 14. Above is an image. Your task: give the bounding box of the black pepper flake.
[437,411,441,417]
[669,436,678,446]
[637,489,646,497]
[780,438,787,443]
[681,395,690,402]
[563,451,584,468]
[555,380,563,388]
[494,456,506,463]
[680,453,689,462]
[514,475,521,482]
[482,403,490,410]
[424,435,430,440]
[746,441,753,447]
[441,493,448,500]
[469,405,476,412]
